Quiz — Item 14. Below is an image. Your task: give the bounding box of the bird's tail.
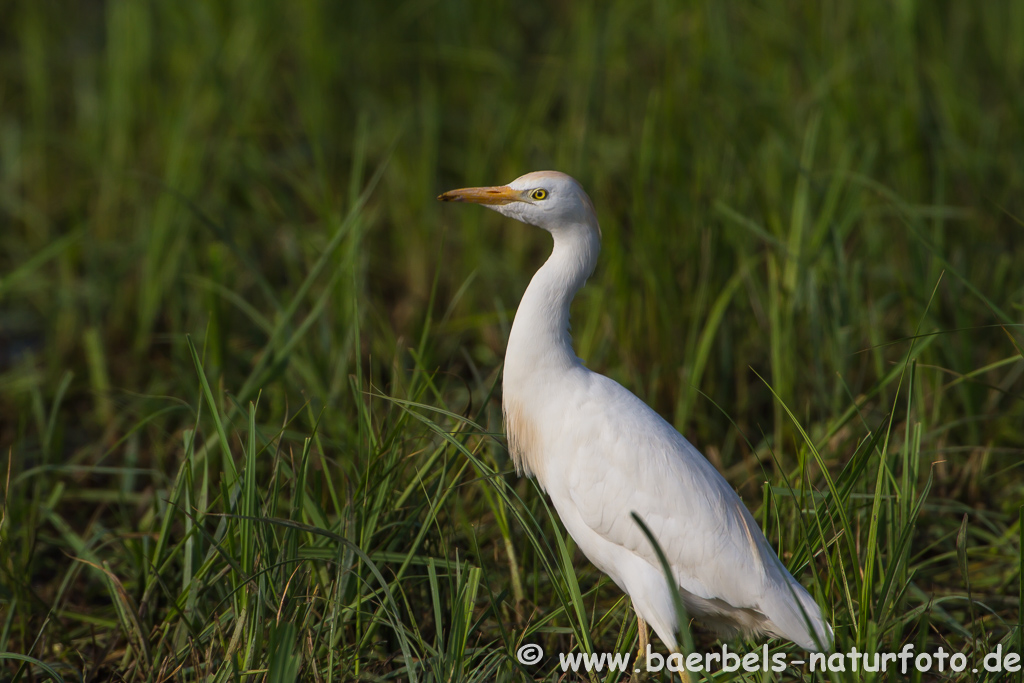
[763,578,833,652]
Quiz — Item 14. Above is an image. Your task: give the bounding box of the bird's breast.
[502,394,544,481]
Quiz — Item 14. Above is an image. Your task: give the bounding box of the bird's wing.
[562,373,794,610]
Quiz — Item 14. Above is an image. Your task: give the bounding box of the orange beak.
[437,185,523,205]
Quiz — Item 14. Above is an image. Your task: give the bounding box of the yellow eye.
[531,189,548,200]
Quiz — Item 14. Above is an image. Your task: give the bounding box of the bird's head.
[438,170,600,238]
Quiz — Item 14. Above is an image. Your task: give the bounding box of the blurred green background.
[1,1,1022,681]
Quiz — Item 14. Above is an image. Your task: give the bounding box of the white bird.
[438,171,832,656]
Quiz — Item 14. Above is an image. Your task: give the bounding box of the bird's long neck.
[505,223,601,379]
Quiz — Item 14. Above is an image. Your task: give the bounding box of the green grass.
[2,1,1023,681]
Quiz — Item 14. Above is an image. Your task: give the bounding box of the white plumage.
[439,170,832,653]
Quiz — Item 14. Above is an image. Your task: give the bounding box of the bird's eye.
[531,189,548,200]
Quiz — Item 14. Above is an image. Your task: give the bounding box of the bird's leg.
[676,658,692,683]
[632,617,692,683]
[636,614,648,663]
[629,615,649,682]
[670,647,692,683]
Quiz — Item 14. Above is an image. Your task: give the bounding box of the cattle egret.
[438,171,832,657]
